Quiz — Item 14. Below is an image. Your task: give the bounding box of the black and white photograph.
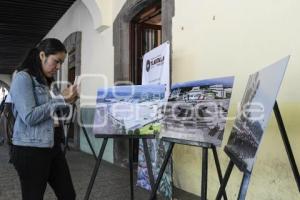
[160,76,234,146]
[225,56,290,172]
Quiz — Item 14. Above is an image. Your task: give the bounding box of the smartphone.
[73,75,81,96]
[73,75,79,85]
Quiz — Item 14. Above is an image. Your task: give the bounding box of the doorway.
[130,2,162,85]
[113,0,174,168]
[129,2,162,163]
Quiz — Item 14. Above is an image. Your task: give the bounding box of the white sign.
[142,41,170,96]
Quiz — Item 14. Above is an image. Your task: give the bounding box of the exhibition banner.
[142,41,170,97]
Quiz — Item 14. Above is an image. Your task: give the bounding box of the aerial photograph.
[93,84,165,135]
[160,76,234,146]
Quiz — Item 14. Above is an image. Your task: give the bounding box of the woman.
[9,38,77,200]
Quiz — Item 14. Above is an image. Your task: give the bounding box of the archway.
[62,31,82,150]
[112,0,174,167]
[81,0,110,31]
[113,0,174,82]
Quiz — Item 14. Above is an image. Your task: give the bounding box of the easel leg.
[81,123,97,161]
[237,172,251,200]
[142,139,156,199]
[63,124,69,155]
[201,147,208,200]
[149,142,174,200]
[63,104,76,154]
[84,138,108,200]
[80,112,97,160]
[129,138,134,200]
[212,147,228,200]
[274,101,300,192]
[216,161,234,200]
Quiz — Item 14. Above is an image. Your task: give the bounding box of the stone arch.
[82,0,110,31]
[62,31,82,150]
[113,0,175,82]
[63,31,82,77]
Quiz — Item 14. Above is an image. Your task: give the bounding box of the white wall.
[112,0,127,19]
[172,0,300,103]
[172,0,300,199]
[45,0,116,163]
[46,0,114,106]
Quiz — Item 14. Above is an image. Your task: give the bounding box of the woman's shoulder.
[13,71,36,83]
[14,70,30,79]
[11,71,33,89]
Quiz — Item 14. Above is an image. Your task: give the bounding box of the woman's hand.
[62,84,78,104]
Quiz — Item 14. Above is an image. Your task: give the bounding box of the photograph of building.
[225,56,289,172]
[160,76,234,146]
[93,84,165,135]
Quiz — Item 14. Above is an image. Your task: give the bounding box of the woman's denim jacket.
[10,71,68,148]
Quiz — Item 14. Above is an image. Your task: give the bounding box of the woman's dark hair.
[17,38,67,85]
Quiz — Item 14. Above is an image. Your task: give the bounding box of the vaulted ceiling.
[0,0,76,74]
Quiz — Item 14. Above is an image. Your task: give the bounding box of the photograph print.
[93,84,165,135]
[160,76,235,146]
[225,56,290,172]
